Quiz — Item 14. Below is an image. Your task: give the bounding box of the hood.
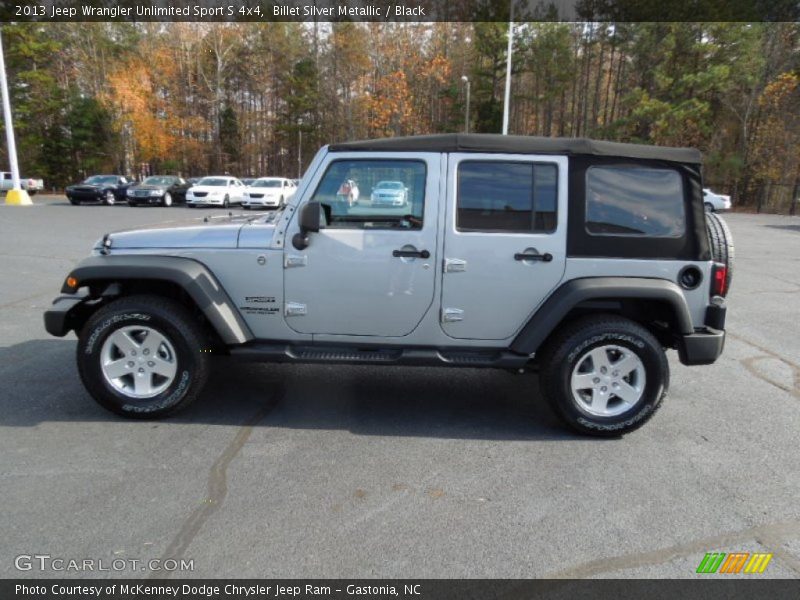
[247,187,282,195]
[105,214,259,250]
[130,184,167,192]
[189,185,228,194]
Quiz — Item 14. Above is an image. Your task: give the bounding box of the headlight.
[127,190,134,196]
[209,190,222,197]
[150,189,162,196]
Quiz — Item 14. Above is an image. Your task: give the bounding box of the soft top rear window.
[586,166,685,237]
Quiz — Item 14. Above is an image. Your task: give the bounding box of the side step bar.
[229,343,531,369]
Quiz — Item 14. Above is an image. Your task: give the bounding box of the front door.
[283,153,440,337]
[440,153,568,340]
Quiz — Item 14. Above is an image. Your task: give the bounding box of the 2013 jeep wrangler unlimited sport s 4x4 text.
[44,134,732,436]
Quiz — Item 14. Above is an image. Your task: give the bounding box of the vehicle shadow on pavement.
[0,339,574,440]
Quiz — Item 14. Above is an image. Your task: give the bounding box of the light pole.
[502,0,515,135]
[297,117,303,180]
[461,75,471,134]
[0,28,31,205]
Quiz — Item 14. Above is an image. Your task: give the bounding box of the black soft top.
[329,134,702,165]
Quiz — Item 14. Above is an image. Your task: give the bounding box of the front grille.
[135,190,149,197]
[193,191,208,198]
[249,193,264,199]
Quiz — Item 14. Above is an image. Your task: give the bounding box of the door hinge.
[285,302,307,317]
[443,257,467,273]
[284,254,307,268]
[441,308,464,323]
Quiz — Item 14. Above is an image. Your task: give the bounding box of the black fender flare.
[510,277,694,355]
[60,255,253,345]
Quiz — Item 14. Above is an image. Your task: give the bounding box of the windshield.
[84,175,119,185]
[197,177,228,186]
[376,181,404,190]
[252,179,282,188]
[142,176,175,186]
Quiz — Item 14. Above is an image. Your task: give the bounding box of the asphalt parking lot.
[1,199,799,579]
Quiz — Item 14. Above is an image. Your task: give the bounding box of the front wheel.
[104,190,116,205]
[163,192,172,207]
[222,195,229,209]
[539,315,668,436]
[77,295,209,419]
[704,202,714,212]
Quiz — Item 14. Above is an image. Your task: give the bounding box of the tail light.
[711,263,727,297]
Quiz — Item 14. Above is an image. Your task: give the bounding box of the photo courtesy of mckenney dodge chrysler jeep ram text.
[43,134,733,436]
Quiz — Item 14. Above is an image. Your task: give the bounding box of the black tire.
[539,315,669,437]
[704,202,714,212]
[163,192,172,207]
[69,199,79,206]
[222,195,229,209]
[128,201,137,207]
[77,295,209,419]
[243,205,251,210]
[705,211,734,295]
[104,190,116,205]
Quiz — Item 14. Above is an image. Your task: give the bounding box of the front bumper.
[243,197,280,207]
[44,294,87,337]
[128,195,163,204]
[187,197,224,206]
[677,300,726,366]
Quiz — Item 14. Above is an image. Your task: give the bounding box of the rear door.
[440,154,568,340]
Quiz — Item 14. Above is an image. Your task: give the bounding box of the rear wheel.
[69,198,79,206]
[704,201,714,212]
[77,295,209,419]
[243,205,251,210]
[539,315,669,436]
[223,195,230,209]
[705,211,734,295]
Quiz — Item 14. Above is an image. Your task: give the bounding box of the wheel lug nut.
[127,361,134,368]
[600,367,607,374]
[148,361,155,367]
[131,350,136,356]
[138,368,144,373]
[593,377,600,384]
[612,371,619,377]
[143,349,150,355]
[601,386,607,392]
[613,382,619,388]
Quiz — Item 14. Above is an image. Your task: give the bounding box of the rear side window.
[457,161,557,233]
[586,166,685,237]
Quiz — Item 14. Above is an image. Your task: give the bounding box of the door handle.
[514,251,553,262]
[393,249,430,259]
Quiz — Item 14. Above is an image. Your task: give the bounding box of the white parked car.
[186,176,246,208]
[242,177,296,210]
[370,180,408,207]
[703,188,731,212]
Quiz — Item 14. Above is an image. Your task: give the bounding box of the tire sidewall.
[78,308,198,417]
[105,190,115,205]
[555,329,666,434]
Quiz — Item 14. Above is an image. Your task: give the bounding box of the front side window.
[457,161,557,233]
[311,159,426,230]
[586,167,685,237]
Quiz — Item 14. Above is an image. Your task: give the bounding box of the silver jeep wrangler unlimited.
[44,134,732,436]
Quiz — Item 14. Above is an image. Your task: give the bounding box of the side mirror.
[293,201,323,250]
